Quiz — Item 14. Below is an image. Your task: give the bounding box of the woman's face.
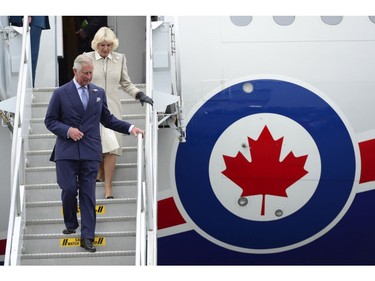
[97,41,113,58]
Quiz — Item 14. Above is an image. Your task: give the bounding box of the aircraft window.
[230,16,253,26]
[369,16,375,24]
[321,16,343,25]
[242,82,254,94]
[273,16,295,26]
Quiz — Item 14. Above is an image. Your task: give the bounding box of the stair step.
[25,163,139,185]
[25,198,137,220]
[25,180,138,201]
[22,231,136,254]
[20,250,136,265]
[28,133,141,150]
[25,216,136,235]
[25,180,137,189]
[31,84,146,103]
[26,147,138,167]
[28,134,56,151]
[32,99,143,118]
[30,114,146,135]
[24,231,135,240]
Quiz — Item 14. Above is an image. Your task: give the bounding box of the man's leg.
[78,160,100,240]
[56,160,79,231]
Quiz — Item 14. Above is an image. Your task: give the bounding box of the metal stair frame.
[5,16,161,266]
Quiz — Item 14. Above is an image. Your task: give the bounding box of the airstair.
[3,16,183,266]
[18,87,146,265]
[2,17,160,266]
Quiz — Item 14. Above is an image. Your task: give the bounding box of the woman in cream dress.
[86,27,153,198]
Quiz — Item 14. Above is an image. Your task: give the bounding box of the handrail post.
[4,133,22,265]
[146,16,158,266]
[135,133,144,265]
[149,109,158,265]
[135,16,157,266]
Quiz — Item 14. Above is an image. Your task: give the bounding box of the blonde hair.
[91,27,119,51]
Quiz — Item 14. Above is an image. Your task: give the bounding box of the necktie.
[80,86,89,110]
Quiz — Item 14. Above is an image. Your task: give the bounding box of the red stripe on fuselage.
[158,197,186,229]
[0,239,6,255]
[359,139,375,183]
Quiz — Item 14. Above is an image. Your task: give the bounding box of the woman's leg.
[103,153,117,198]
[96,158,104,181]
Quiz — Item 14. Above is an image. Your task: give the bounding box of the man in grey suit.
[44,54,144,252]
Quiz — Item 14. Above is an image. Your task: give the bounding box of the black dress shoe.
[106,196,114,199]
[62,228,76,234]
[80,238,96,252]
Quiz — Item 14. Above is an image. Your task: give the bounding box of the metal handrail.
[135,16,157,266]
[134,103,156,266]
[5,132,23,265]
[4,15,30,266]
[169,20,186,142]
[135,133,145,265]
[145,16,158,265]
[147,109,158,265]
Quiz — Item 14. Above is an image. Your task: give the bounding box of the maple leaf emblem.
[222,125,308,216]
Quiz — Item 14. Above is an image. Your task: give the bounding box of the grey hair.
[73,54,94,72]
[91,27,119,51]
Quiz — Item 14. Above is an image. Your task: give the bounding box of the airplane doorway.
[58,16,107,85]
[58,16,146,86]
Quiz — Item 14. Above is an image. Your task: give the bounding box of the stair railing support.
[5,15,30,266]
[135,133,146,265]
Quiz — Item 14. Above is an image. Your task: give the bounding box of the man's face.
[74,62,93,86]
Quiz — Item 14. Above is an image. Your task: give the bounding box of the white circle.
[242,82,254,93]
[209,113,321,221]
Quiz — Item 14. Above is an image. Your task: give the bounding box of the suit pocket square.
[96,97,101,102]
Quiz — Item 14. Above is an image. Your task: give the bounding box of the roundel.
[173,77,357,253]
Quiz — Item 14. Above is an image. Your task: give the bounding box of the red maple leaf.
[222,125,308,216]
